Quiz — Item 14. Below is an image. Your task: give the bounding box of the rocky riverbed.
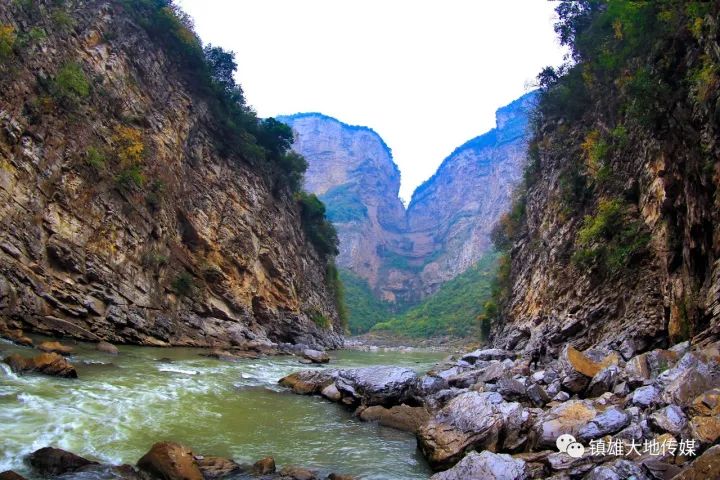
[280,342,720,479]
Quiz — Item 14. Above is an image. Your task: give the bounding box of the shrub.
[171,271,193,296]
[85,147,106,170]
[113,126,144,166]
[52,63,90,108]
[309,310,331,329]
[572,199,650,274]
[326,263,348,332]
[115,165,144,188]
[0,24,16,61]
[296,192,339,258]
[50,9,75,31]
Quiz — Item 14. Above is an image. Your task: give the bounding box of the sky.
[176,0,567,202]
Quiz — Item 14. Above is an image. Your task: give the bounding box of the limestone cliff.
[0,0,343,349]
[276,113,407,296]
[281,95,532,307]
[491,1,720,355]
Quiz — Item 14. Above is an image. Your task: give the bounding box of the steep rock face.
[402,93,534,300]
[492,5,720,353]
[281,95,532,306]
[0,1,342,348]
[276,114,406,295]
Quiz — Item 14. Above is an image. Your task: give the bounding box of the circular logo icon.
[556,434,576,453]
[566,442,585,458]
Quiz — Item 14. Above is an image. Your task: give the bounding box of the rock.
[671,445,720,480]
[334,366,417,406]
[690,388,720,416]
[4,352,77,378]
[577,406,631,441]
[96,341,119,355]
[27,447,98,476]
[279,465,317,480]
[430,451,529,480]
[195,456,242,479]
[583,460,651,480]
[0,328,33,347]
[618,339,636,360]
[535,400,597,449]
[496,377,527,401]
[649,405,687,435]
[252,456,275,475]
[302,349,330,364]
[417,375,450,396]
[417,392,508,469]
[553,391,570,402]
[359,404,430,433]
[689,415,720,445]
[327,474,356,480]
[640,459,682,480]
[660,367,710,406]
[631,385,660,408]
[586,365,620,398]
[320,383,342,402]
[645,349,679,377]
[0,472,27,480]
[279,370,337,395]
[561,345,619,379]
[200,349,260,361]
[527,383,551,407]
[461,348,516,364]
[37,340,74,355]
[625,354,651,387]
[136,442,203,480]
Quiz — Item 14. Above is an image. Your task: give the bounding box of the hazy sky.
[176,0,566,202]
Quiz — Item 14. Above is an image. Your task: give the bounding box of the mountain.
[0,0,342,349]
[280,94,533,331]
[489,1,720,355]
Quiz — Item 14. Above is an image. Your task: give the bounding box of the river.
[0,338,446,479]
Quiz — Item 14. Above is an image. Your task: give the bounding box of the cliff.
[491,1,720,355]
[0,0,343,349]
[281,95,532,311]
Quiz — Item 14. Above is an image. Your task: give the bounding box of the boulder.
[37,341,74,355]
[526,383,551,407]
[327,474,356,480]
[689,415,720,445]
[496,377,527,401]
[576,406,631,441]
[586,366,620,398]
[252,456,275,475]
[195,456,242,479]
[0,328,33,347]
[302,349,330,364]
[625,354,651,387]
[27,447,98,476]
[561,345,619,379]
[96,341,119,355]
[649,405,687,435]
[535,400,597,449]
[430,451,529,480]
[278,465,317,480]
[417,392,508,469]
[4,352,77,378]
[359,404,430,433]
[320,383,342,402]
[136,442,203,480]
[690,388,720,416]
[279,370,337,395]
[631,385,660,408]
[0,472,27,480]
[671,445,720,480]
[460,348,516,364]
[200,349,259,361]
[334,366,417,406]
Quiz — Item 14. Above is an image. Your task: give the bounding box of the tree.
[204,44,244,105]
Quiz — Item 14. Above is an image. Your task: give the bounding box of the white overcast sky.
[176,0,566,202]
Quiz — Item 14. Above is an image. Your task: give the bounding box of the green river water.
[0,338,446,479]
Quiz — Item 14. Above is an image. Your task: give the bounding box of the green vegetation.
[51,63,90,108]
[296,192,339,259]
[171,271,194,296]
[326,263,348,332]
[85,147,106,170]
[339,268,394,334]
[372,252,500,338]
[50,8,75,31]
[0,24,16,61]
[320,185,368,223]
[309,310,331,329]
[115,165,144,188]
[572,199,650,274]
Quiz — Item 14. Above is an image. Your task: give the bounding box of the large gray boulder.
[335,366,417,406]
[417,392,512,469]
[460,349,516,364]
[430,451,529,480]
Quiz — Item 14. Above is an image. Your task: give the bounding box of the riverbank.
[0,335,445,479]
